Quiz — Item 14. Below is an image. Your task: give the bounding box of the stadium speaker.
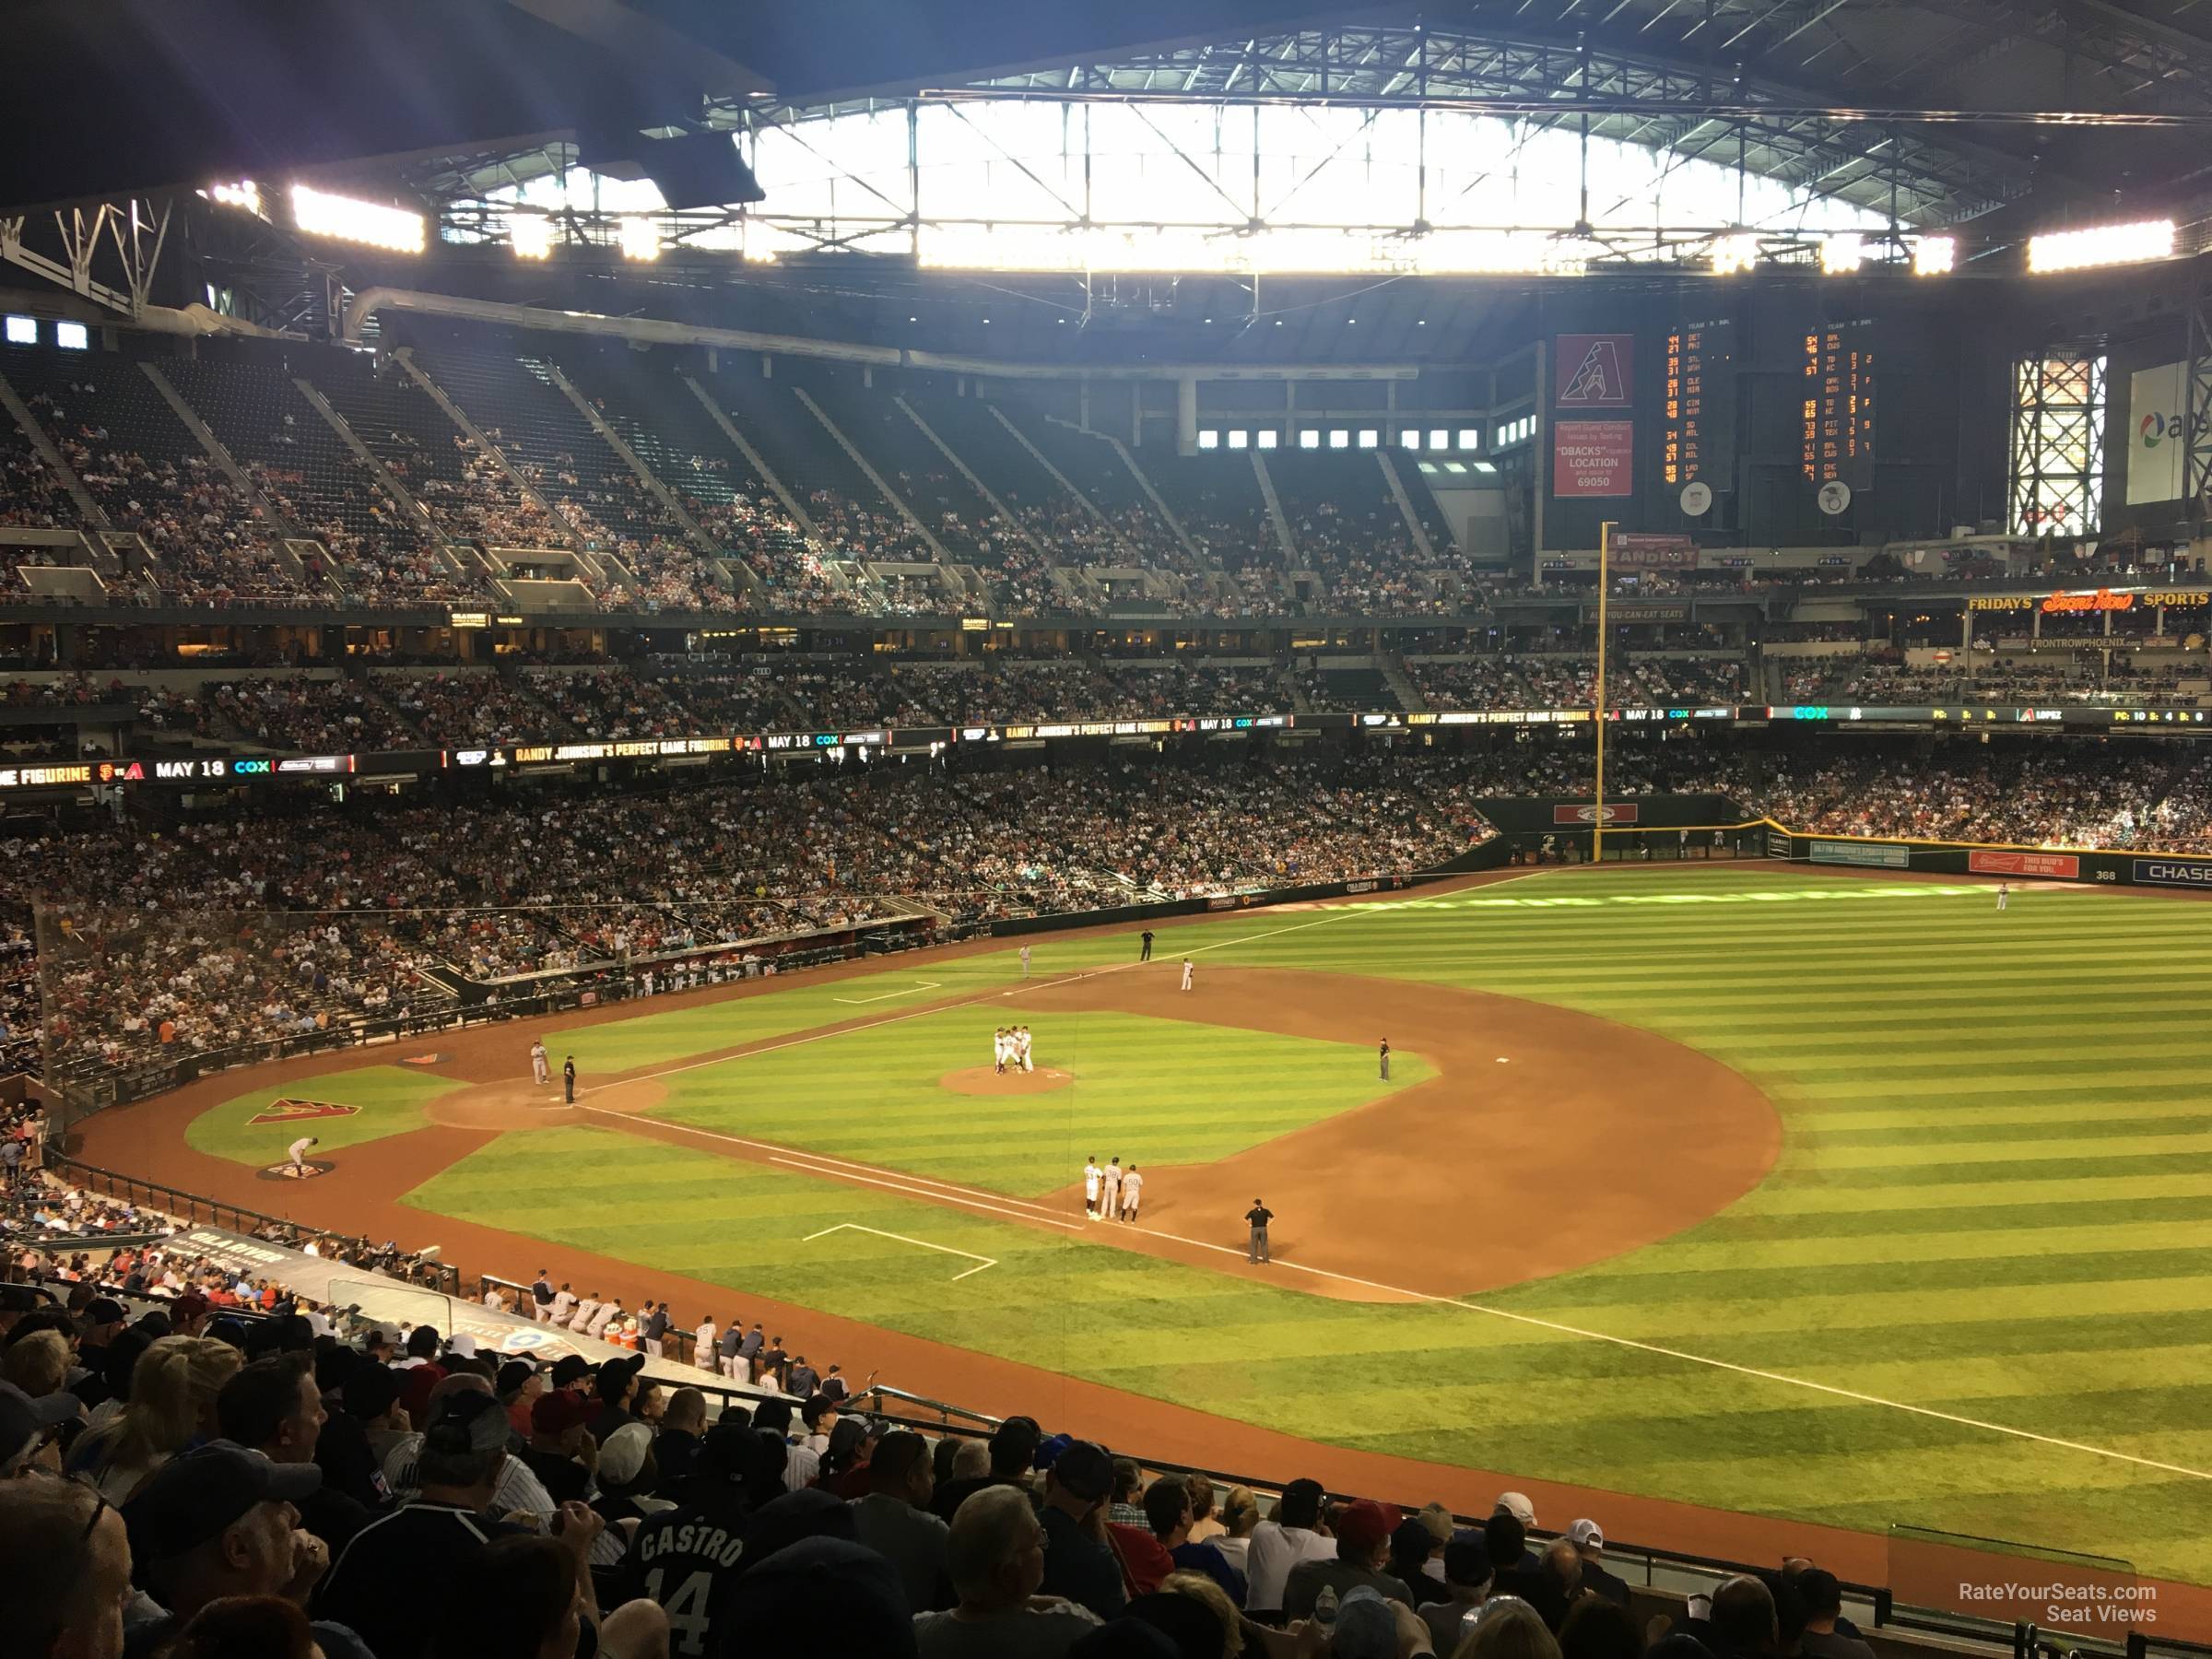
[578,129,764,210]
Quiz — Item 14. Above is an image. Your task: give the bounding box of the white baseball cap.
[1569,1519,1604,1549]
[1495,1491,1537,1527]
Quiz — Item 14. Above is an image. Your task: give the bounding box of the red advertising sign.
[1609,534,1698,569]
[1553,421,1634,497]
[1553,803,1641,825]
[1555,335,1634,407]
[1967,850,2080,879]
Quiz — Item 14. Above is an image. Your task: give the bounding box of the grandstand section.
[10,2,2212,1653]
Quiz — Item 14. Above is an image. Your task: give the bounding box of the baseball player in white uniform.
[1019,945,1031,979]
[286,1135,319,1177]
[993,1028,1009,1074]
[1120,1165,1145,1222]
[1180,958,1194,992]
[1083,1158,1102,1219]
[1995,882,2009,912]
[1016,1026,1034,1073]
[1099,1158,1123,1222]
[530,1039,550,1086]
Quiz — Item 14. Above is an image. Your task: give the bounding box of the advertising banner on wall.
[1966,850,2080,879]
[1553,421,1634,497]
[1810,840,1910,868]
[2125,363,2186,505]
[1555,335,1634,407]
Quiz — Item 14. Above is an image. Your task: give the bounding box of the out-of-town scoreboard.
[1660,317,1735,488]
[1801,318,1876,488]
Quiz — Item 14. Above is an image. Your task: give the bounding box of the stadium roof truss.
[407,11,2212,277]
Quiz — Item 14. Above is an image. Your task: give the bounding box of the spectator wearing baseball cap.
[592,1420,664,1535]
[1282,1499,1414,1621]
[122,1441,361,1657]
[1329,1584,1408,1659]
[498,1358,547,1437]
[0,1375,81,1476]
[930,1414,1038,1525]
[1040,1438,1126,1621]
[1569,1519,1630,1608]
[74,1296,129,1398]
[1418,1533,1495,1655]
[587,1351,648,1447]
[524,1386,598,1505]
[316,1389,540,1659]
[218,1353,372,1556]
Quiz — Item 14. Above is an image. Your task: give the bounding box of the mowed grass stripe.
[390,865,2212,1587]
[401,1127,2212,1581]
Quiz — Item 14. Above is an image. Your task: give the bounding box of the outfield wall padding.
[1766,828,2212,889]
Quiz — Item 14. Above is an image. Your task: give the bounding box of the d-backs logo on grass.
[246,1099,360,1126]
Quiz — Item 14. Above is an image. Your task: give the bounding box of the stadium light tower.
[1912,235,1955,276]
[511,214,555,260]
[2027,219,2174,275]
[289,184,425,253]
[618,217,662,261]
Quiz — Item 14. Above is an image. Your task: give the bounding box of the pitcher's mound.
[940,1065,1073,1096]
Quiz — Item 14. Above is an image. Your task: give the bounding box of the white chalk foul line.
[832,979,942,1006]
[804,1222,996,1280]
[1123,1223,2212,1484]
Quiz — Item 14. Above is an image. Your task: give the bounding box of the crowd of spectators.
[0,1233,1878,1659]
[1411,657,1747,711]
[210,679,421,756]
[1781,656,2200,709]
[0,748,1503,1084]
[1708,742,2206,851]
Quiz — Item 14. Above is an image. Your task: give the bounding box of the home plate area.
[937,1065,1074,1096]
[255,1159,335,1182]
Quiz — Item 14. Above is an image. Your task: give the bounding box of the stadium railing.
[43,1151,464,1295]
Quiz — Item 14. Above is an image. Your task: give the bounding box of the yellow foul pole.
[1593,520,1615,865]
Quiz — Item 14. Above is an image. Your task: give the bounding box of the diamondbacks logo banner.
[246,1100,361,1125]
[1555,335,1634,408]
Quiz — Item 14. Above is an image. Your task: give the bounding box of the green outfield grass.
[648,1005,1432,1194]
[186,1065,470,1165]
[233,866,2212,1583]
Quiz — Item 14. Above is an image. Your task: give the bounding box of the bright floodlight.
[1711,233,1759,276]
[511,215,555,260]
[290,183,425,253]
[1820,235,1865,276]
[1912,235,1956,276]
[206,181,264,218]
[2028,218,2174,275]
[618,217,662,261]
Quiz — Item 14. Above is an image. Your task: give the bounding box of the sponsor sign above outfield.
[1810,840,1910,868]
[2132,859,2212,888]
[1552,803,1641,826]
[1967,850,2080,879]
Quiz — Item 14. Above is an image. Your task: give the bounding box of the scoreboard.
[1660,317,1735,489]
[1801,318,1876,489]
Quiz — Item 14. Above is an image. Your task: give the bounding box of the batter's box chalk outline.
[831,980,943,1006]
[803,1221,996,1280]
